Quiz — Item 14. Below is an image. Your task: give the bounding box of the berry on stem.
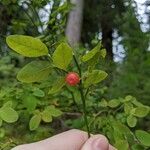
[65,72,80,86]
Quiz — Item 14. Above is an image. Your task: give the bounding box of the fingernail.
[92,138,103,150]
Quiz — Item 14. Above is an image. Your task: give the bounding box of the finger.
[12,129,88,150]
[81,135,109,150]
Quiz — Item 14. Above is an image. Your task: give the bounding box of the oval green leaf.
[6,35,48,57]
[42,110,52,123]
[33,88,45,97]
[127,115,137,128]
[115,140,129,150]
[125,95,133,102]
[0,107,18,123]
[52,43,73,70]
[108,99,120,108]
[133,106,149,118]
[84,70,108,88]
[135,130,150,147]
[17,61,51,83]
[124,103,133,114]
[45,106,62,117]
[29,114,41,131]
[99,99,108,107]
[82,43,101,62]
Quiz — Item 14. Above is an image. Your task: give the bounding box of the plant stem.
[79,82,90,137]
[85,87,90,98]
[73,54,90,137]
[73,55,81,76]
[66,86,80,111]
[21,6,39,33]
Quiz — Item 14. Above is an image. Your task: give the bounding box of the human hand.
[12,129,116,150]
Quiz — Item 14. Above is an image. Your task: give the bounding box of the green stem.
[73,55,81,76]
[85,87,90,98]
[79,82,90,137]
[73,54,90,137]
[66,87,80,111]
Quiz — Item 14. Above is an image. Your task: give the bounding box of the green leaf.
[127,115,137,128]
[131,144,145,150]
[52,43,73,70]
[132,100,144,107]
[6,35,48,57]
[125,95,133,102]
[133,106,149,118]
[84,70,108,87]
[115,140,129,150]
[135,130,150,147]
[33,88,45,97]
[99,99,108,107]
[0,128,5,138]
[124,103,133,114]
[113,121,134,140]
[48,77,65,94]
[45,106,62,117]
[29,114,41,131]
[111,120,135,144]
[82,43,101,62]
[108,99,120,108]
[113,127,124,141]
[87,54,100,71]
[23,95,37,112]
[71,117,84,129]
[17,61,51,83]
[42,109,52,123]
[100,48,107,58]
[3,101,13,107]
[0,119,2,127]
[0,106,18,123]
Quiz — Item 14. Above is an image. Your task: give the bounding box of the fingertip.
[69,129,89,142]
[81,134,109,150]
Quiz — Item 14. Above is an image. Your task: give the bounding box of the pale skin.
[12,129,117,150]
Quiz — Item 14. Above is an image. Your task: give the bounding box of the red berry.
[65,72,80,86]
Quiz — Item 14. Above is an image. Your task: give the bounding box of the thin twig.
[73,54,91,137]
[65,86,80,110]
[22,7,39,33]
[64,112,81,116]
[89,110,107,128]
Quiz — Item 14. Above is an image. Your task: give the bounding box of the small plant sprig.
[4,35,150,149]
[65,71,90,136]
[6,35,107,137]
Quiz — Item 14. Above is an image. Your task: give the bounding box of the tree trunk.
[101,22,113,60]
[0,4,12,35]
[66,0,84,47]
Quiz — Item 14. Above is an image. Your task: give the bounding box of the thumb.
[81,135,109,150]
[11,129,88,150]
